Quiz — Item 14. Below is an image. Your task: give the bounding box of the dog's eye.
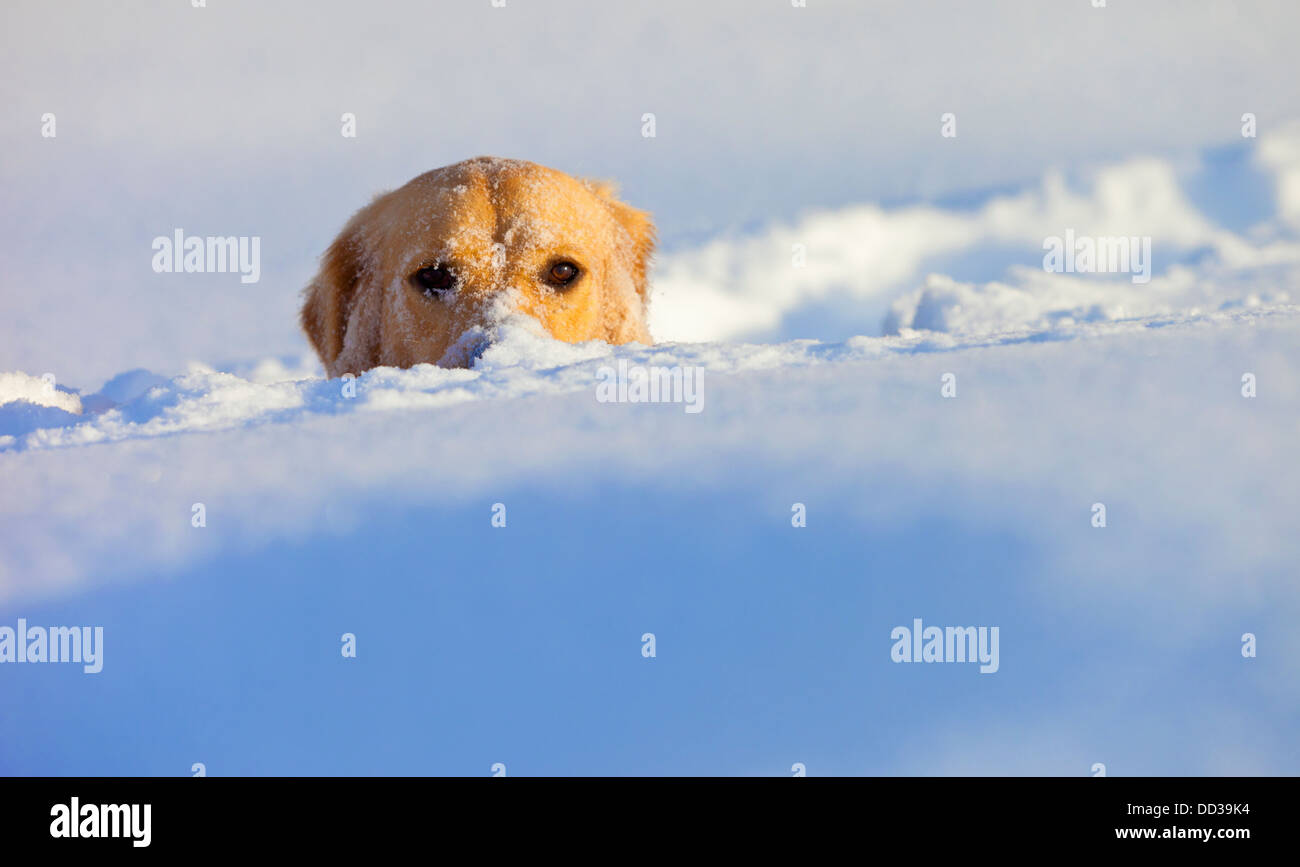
[547,261,580,287]
[412,265,455,296]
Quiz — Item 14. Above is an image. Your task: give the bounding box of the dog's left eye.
[546,261,580,287]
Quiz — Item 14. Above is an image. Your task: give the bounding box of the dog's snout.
[436,326,496,368]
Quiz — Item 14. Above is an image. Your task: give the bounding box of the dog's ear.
[301,218,367,376]
[586,179,656,300]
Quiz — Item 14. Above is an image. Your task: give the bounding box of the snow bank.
[2,303,1297,602]
[2,304,1297,776]
[650,122,1300,343]
[882,266,1293,336]
[6,305,1293,453]
[0,371,82,414]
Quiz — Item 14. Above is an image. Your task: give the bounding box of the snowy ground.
[5,104,1300,775]
[1,302,1297,775]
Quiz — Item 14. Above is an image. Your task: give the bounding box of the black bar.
[0,777,1286,853]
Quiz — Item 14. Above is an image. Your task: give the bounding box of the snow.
[5,304,1283,454]
[650,129,1300,343]
[2,304,1297,614]
[2,302,1297,775]
[4,117,1300,776]
[0,371,82,414]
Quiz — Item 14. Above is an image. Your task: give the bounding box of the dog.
[301,157,655,376]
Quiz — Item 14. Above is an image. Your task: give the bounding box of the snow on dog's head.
[300,157,655,377]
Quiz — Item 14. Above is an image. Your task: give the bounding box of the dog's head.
[301,157,655,375]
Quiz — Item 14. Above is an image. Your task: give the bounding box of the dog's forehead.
[395,159,615,252]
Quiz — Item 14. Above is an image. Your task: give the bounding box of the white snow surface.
[0,371,82,415]
[650,142,1300,342]
[0,305,1289,453]
[1,304,1298,607]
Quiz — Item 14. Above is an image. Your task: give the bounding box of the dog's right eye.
[412,265,455,296]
